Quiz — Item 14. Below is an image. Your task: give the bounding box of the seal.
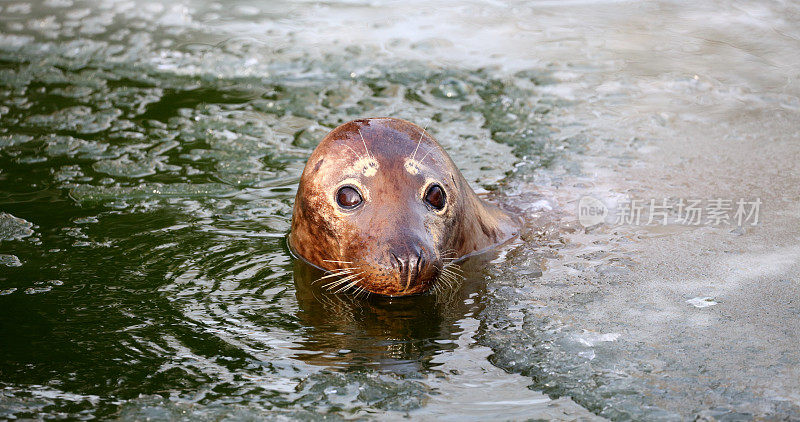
[289,117,518,297]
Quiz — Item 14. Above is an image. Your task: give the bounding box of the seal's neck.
[454,192,519,258]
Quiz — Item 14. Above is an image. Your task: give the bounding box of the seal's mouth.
[313,253,464,297]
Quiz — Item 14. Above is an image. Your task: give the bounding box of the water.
[0,1,581,419]
[2,0,800,420]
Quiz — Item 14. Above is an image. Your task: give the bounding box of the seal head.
[289,118,518,296]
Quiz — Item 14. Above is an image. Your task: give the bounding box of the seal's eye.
[424,184,446,210]
[336,186,362,209]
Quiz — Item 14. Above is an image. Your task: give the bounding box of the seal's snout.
[357,242,437,296]
[389,246,439,295]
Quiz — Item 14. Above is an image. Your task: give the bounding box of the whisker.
[410,123,429,160]
[441,270,456,284]
[444,263,464,274]
[354,283,370,299]
[312,273,351,285]
[358,129,373,160]
[439,266,464,289]
[322,271,363,290]
[349,277,366,293]
[437,277,452,292]
[343,143,365,160]
[323,273,360,290]
[433,272,447,294]
[314,268,353,283]
[335,277,363,294]
[442,270,463,284]
[451,268,464,279]
[446,277,458,290]
[419,145,435,164]
[319,267,354,275]
[440,249,457,260]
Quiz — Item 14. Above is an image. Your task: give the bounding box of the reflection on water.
[292,259,482,375]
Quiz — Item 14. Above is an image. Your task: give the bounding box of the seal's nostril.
[414,249,424,280]
[391,252,402,271]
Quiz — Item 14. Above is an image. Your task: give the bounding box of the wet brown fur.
[289,118,518,296]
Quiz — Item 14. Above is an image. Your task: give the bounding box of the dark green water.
[0,4,564,417]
